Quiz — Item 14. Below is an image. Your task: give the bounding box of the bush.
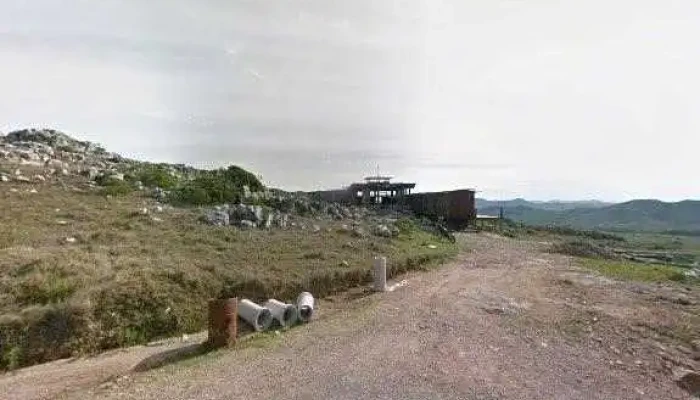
[92,278,180,348]
[0,303,91,370]
[131,164,179,189]
[169,165,263,206]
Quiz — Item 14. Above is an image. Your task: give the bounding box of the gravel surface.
[2,233,697,399]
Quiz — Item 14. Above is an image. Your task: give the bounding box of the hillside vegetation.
[0,129,457,370]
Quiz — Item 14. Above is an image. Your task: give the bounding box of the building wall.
[406,189,476,226]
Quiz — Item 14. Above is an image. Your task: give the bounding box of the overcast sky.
[1,1,698,201]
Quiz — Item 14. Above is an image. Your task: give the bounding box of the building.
[310,176,477,228]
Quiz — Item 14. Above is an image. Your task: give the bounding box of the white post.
[373,256,387,292]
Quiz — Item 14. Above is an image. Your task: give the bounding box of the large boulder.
[203,210,230,226]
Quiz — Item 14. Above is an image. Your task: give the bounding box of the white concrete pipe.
[264,299,298,327]
[296,292,315,323]
[373,256,387,292]
[237,299,273,332]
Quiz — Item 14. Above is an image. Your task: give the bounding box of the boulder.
[203,210,230,226]
[373,224,392,238]
[239,220,256,229]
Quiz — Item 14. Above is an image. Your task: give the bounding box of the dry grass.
[0,182,456,369]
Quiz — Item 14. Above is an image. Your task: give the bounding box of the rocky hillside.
[0,129,456,370]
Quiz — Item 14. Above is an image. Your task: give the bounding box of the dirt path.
[2,233,697,399]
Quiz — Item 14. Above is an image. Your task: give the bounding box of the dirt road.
[2,233,698,399]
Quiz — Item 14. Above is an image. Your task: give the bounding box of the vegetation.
[580,259,696,285]
[0,185,456,370]
[169,166,263,206]
[98,179,134,196]
[548,240,618,259]
[128,164,180,189]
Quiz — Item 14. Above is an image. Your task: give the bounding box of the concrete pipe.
[296,292,315,323]
[264,299,298,327]
[237,299,273,332]
[373,256,387,292]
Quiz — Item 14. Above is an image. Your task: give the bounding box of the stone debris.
[674,368,700,395]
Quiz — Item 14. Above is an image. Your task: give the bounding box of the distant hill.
[477,198,700,233]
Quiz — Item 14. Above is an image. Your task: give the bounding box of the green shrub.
[169,165,263,206]
[132,165,179,189]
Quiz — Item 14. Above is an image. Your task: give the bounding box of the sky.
[1,0,699,201]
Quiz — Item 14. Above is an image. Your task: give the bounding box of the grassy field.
[0,183,457,370]
[579,259,695,284]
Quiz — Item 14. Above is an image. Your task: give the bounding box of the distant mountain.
[476,198,613,212]
[477,199,700,232]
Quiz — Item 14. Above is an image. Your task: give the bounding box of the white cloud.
[1,0,699,201]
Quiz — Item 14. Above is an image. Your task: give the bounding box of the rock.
[352,226,366,238]
[45,159,64,169]
[203,210,230,226]
[252,205,264,223]
[152,187,168,201]
[390,225,401,237]
[61,168,70,176]
[340,260,350,267]
[373,224,392,238]
[110,173,125,181]
[240,220,256,229]
[18,150,40,161]
[275,213,288,229]
[14,169,21,176]
[338,224,350,233]
[0,175,8,182]
[14,175,31,183]
[33,174,46,182]
[64,237,77,244]
[84,167,100,180]
[312,224,321,233]
[674,368,700,395]
[154,205,164,213]
[692,340,700,352]
[29,188,38,194]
